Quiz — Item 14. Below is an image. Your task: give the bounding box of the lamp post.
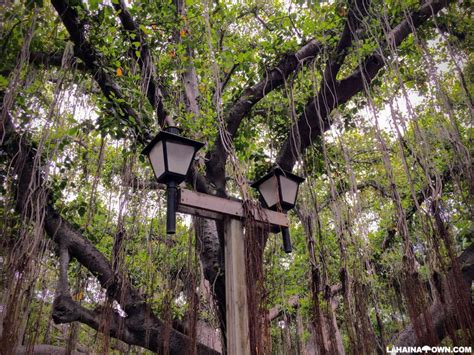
[142,133,298,355]
[251,167,305,253]
[141,126,204,234]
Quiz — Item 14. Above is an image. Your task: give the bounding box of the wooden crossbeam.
[177,188,289,227]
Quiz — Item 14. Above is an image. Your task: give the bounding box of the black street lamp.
[251,167,305,253]
[142,126,204,234]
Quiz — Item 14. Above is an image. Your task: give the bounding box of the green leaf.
[89,0,99,10]
[67,126,80,136]
[0,75,8,90]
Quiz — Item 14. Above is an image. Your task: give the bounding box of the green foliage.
[0,0,472,352]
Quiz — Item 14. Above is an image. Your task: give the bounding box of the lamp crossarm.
[176,188,289,228]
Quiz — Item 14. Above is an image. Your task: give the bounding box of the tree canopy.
[0,0,473,354]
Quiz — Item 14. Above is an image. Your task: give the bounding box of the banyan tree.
[0,0,473,353]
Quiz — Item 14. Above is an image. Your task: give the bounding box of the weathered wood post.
[224,217,250,355]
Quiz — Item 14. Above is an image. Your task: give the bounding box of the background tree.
[0,0,472,354]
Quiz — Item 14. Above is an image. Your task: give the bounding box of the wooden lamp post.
[142,129,304,355]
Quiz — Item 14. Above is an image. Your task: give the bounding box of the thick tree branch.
[276,0,453,171]
[206,39,323,192]
[172,0,201,119]
[194,218,226,336]
[321,0,371,99]
[219,63,238,94]
[57,243,71,296]
[51,0,150,144]
[112,0,170,127]
[29,51,87,72]
[52,295,219,354]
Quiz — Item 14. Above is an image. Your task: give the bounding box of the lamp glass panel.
[166,141,196,176]
[149,141,165,180]
[279,175,299,206]
[258,175,279,208]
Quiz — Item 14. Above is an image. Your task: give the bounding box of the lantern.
[142,127,204,234]
[251,167,305,252]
